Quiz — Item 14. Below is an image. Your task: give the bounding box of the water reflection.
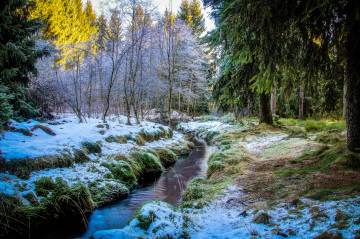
[80,139,207,238]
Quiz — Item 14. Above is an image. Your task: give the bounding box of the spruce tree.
[204,0,360,152]
[0,0,49,125]
[178,0,205,35]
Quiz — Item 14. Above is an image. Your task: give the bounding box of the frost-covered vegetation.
[94,118,360,238]
[0,114,193,238]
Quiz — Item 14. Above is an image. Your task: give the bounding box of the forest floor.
[92,117,360,239]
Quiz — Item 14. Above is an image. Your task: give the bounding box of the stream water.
[42,138,207,239]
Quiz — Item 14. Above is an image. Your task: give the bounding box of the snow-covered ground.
[91,121,360,239]
[177,120,232,132]
[1,114,177,160]
[92,184,360,239]
[0,114,191,205]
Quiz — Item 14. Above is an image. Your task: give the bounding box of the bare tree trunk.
[298,79,304,120]
[247,96,253,117]
[343,83,348,121]
[259,92,273,124]
[345,3,360,152]
[270,87,276,115]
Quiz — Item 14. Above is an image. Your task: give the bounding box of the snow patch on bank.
[92,201,186,239]
[0,114,175,161]
[177,121,231,132]
[93,184,360,239]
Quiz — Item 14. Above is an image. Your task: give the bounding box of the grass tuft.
[81,141,101,154]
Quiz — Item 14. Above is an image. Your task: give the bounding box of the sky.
[86,0,215,31]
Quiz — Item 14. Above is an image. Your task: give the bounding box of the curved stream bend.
[80,138,207,238]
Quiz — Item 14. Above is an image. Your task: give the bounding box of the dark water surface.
[38,138,204,239]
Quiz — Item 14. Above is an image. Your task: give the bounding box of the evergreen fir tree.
[189,0,205,35]
[178,0,205,35]
[0,0,49,125]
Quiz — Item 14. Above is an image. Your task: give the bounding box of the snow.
[0,114,174,161]
[92,201,186,239]
[92,184,360,239]
[177,120,231,132]
[240,133,288,154]
[0,114,190,202]
[0,181,15,195]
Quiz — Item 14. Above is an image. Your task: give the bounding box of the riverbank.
[92,118,360,239]
[0,114,193,238]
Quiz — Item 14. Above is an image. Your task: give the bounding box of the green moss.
[181,177,230,209]
[81,141,101,154]
[150,147,178,167]
[277,118,299,126]
[299,120,327,132]
[73,149,91,163]
[89,181,129,207]
[130,151,164,176]
[100,161,137,188]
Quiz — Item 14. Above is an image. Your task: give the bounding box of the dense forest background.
[1,0,359,152]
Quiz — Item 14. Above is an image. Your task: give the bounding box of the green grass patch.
[130,151,164,176]
[2,153,74,179]
[1,177,94,238]
[277,145,360,177]
[100,161,137,188]
[277,118,299,126]
[148,147,178,168]
[181,177,231,209]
